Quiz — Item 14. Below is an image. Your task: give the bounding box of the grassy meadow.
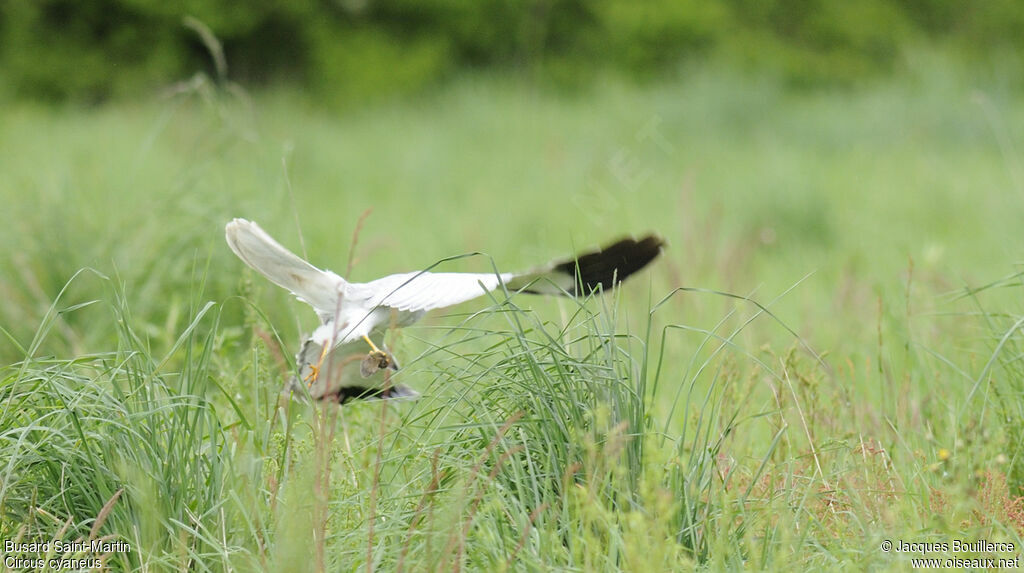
[2,61,1024,571]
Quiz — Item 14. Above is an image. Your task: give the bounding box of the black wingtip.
[553,234,665,296]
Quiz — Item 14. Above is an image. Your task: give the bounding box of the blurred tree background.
[2,0,1023,105]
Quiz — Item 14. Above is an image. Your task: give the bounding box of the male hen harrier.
[226,218,663,403]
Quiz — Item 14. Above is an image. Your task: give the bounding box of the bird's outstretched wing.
[225,218,347,318]
[348,271,512,312]
[347,235,665,313]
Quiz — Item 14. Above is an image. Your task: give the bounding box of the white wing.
[345,233,666,313]
[225,219,347,316]
[349,271,516,312]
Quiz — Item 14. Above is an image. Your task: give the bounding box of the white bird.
[225,218,664,403]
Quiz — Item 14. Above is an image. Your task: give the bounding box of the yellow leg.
[362,334,382,353]
[303,343,331,388]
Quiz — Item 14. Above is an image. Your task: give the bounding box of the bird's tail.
[283,378,419,404]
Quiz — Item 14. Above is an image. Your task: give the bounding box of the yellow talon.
[303,365,319,386]
[360,335,396,377]
[303,343,331,388]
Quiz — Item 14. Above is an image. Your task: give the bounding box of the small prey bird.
[225,219,664,403]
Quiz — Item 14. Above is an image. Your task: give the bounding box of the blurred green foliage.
[2,0,1023,104]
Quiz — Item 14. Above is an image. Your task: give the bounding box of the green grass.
[2,61,1024,571]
